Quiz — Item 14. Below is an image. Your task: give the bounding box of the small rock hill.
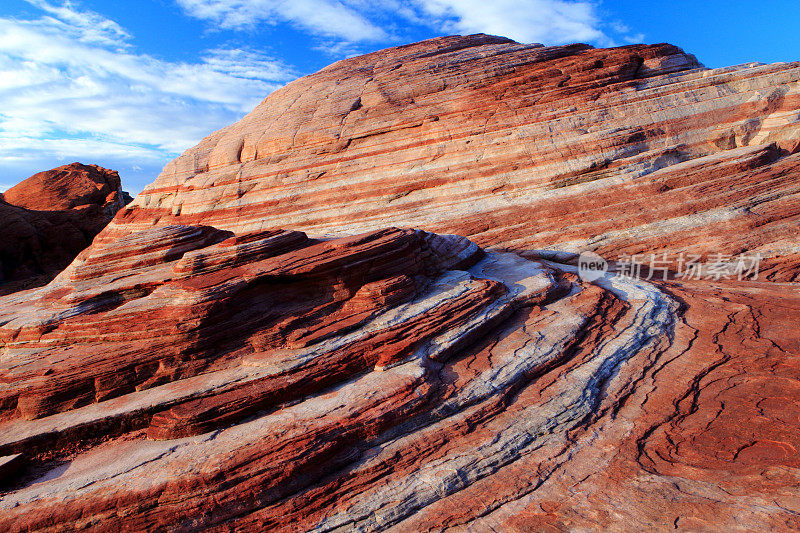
[0,163,131,293]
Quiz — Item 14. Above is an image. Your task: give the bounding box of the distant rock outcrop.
[1,36,799,531]
[0,163,131,293]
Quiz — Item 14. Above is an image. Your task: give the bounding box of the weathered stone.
[0,163,131,294]
[1,34,799,532]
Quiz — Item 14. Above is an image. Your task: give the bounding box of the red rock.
[0,163,131,294]
[1,35,800,532]
[0,226,488,422]
[104,35,799,281]
[3,162,129,212]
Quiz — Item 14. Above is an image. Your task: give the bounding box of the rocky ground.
[0,35,798,531]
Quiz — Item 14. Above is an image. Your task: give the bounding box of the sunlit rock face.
[1,35,800,531]
[0,162,131,294]
[119,34,800,280]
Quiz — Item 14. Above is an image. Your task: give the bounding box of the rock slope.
[0,163,131,293]
[117,34,800,280]
[0,35,799,531]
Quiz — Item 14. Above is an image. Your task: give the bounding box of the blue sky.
[1,0,798,195]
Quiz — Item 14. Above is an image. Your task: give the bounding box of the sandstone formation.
[1,35,799,531]
[117,34,800,280]
[0,163,131,294]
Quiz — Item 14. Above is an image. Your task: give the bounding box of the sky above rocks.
[1,0,798,194]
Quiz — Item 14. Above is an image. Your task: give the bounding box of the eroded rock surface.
[110,34,800,280]
[0,163,131,294]
[1,35,799,531]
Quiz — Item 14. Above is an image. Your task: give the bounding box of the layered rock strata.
[111,35,800,279]
[1,35,799,531]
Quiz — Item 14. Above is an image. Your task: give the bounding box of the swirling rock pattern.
[1,35,799,531]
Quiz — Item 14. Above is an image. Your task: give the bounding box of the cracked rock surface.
[1,34,799,531]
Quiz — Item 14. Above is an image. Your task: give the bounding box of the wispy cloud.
[412,0,613,46]
[24,0,132,47]
[0,1,297,193]
[175,0,388,41]
[176,0,637,49]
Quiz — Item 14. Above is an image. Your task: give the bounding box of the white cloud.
[25,0,132,48]
[176,0,388,41]
[176,0,628,48]
[412,0,612,46]
[0,1,296,193]
[623,33,645,44]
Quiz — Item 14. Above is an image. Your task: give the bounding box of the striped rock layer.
[1,35,800,531]
[116,34,800,279]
